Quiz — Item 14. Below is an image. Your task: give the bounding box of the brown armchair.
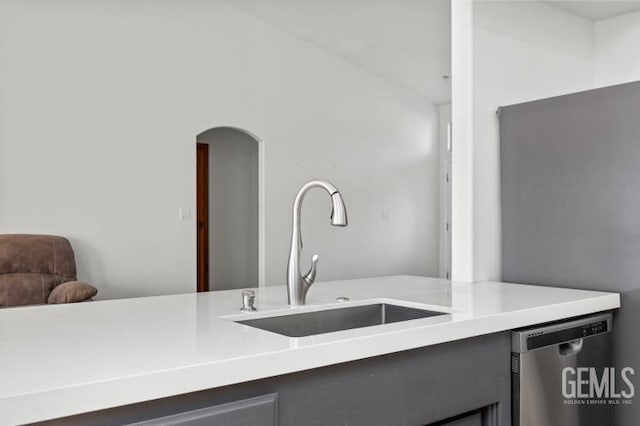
[0,234,97,307]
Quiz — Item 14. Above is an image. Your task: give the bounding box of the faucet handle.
[303,254,319,286]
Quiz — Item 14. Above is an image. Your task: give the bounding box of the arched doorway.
[196,127,262,292]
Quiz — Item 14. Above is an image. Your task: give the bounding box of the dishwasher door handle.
[559,339,583,356]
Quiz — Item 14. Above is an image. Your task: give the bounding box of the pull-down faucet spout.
[286,180,347,306]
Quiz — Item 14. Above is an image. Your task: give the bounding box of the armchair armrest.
[48,281,98,304]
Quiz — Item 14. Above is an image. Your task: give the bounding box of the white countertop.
[0,275,620,424]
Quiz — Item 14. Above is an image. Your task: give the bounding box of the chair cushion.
[0,234,76,279]
[0,273,62,306]
[48,281,97,304]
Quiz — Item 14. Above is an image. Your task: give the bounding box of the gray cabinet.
[126,394,277,426]
[432,406,499,426]
[440,412,482,426]
[37,332,510,426]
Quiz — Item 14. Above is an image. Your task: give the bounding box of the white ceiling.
[546,1,640,21]
[223,0,452,104]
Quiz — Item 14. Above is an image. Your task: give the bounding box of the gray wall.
[500,81,640,426]
[198,128,259,290]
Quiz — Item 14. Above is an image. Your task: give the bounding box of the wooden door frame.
[196,143,209,292]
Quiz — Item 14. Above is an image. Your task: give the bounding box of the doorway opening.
[196,127,263,292]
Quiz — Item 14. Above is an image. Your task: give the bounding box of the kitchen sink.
[236,303,446,337]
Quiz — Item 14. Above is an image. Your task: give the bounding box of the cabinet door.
[126,393,276,426]
[440,412,482,426]
[433,405,501,426]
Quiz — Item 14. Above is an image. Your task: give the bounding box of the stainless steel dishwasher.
[512,312,613,426]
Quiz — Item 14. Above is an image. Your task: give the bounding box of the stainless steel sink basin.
[237,303,446,337]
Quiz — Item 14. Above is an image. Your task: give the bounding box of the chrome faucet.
[287,180,348,306]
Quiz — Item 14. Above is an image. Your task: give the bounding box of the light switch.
[178,208,191,220]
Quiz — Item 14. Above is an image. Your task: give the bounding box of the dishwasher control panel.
[512,313,612,353]
[526,319,608,350]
